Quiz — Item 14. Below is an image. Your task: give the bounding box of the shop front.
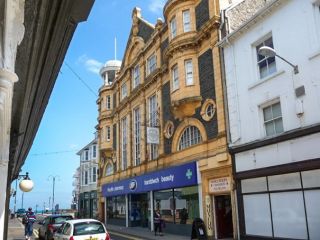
[102,162,201,236]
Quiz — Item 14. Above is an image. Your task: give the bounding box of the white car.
[53,219,110,240]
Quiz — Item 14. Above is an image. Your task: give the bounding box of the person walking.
[24,207,36,240]
[154,209,163,236]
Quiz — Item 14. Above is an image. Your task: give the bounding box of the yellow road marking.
[109,231,143,240]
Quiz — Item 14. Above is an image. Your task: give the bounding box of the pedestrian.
[24,207,36,240]
[154,209,163,236]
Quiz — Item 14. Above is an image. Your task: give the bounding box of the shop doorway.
[130,193,149,228]
[215,195,233,239]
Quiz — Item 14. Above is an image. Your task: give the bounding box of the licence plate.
[85,238,97,240]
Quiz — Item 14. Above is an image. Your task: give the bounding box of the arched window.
[178,126,202,151]
[105,163,114,176]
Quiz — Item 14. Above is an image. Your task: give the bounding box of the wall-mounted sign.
[102,162,197,197]
[147,127,159,144]
[209,177,230,193]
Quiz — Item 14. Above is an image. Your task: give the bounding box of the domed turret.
[100,60,121,85]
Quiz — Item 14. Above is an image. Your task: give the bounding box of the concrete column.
[0,69,18,240]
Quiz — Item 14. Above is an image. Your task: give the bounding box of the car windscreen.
[53,216,73,224]
[73,222,105,236]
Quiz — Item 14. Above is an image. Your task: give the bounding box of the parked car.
[38,214,73,240]
[53,219,110,240]
[16,208,26,217]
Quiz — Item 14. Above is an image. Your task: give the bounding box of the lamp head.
[258,46,276,57]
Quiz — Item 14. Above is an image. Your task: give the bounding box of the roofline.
[218,0,286,47]
[76,139,97,155]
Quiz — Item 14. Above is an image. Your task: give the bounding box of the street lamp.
[48,175,59,214]
[258,46,299,74]
[13,172,34,214]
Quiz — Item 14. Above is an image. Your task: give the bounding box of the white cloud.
[77,54,103,74]
[148,0,166,15]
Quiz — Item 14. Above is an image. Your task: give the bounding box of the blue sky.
[10,0,166,211]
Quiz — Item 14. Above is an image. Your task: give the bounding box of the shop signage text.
[209,177,230,193]
[102,162,197,197]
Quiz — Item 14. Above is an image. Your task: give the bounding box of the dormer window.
[170,16,177,38]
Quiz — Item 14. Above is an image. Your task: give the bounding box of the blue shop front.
[102,162,201,236]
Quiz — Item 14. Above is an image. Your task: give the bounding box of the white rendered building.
[77,136,99,219]
[220,0,320,239]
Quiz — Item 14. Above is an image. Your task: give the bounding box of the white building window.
[92,167,97,183]
[256,36,276,79]
[183,10,191,32]
[172,65,179,91]
[133,107,141,166]
[85,170,88,185]
[263,102,284,136]
[147,54,157,75]
[178,126,202,151]
[106,126,111,141]
[149,95,158,160]
[121,83,127,99]
[170,16,177,38]
[106,95,111,110]
[92,145,97,158]
[185,59,193,85]
[133,65,140,89]
[121,116,128,170]
[106,163,113,176]
[85,150,89,161]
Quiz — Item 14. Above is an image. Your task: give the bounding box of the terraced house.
[97,0,236,238]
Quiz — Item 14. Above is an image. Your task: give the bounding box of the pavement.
[8,217,27,240]
[107,224,190,240]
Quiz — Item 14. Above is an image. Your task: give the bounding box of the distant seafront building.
[71,167,80,210]
[77,135,99,219]
[97,0,236,238]
[220,0,320,239]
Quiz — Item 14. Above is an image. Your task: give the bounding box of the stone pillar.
[0,69,18,239]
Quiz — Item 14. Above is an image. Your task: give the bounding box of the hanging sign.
[147,127,159,144]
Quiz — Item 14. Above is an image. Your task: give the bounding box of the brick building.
[97,0,236,238]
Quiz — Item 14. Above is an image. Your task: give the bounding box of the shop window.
[243,194,272,236]
[178,126,202,151]
[263,102,284,136]
[106,196,126,226]
[183,10,191,32]
[256,36,276,79]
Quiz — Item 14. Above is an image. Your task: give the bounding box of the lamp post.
[13,172,34,214]
[48,175,59,214]
[258,46,299,74]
